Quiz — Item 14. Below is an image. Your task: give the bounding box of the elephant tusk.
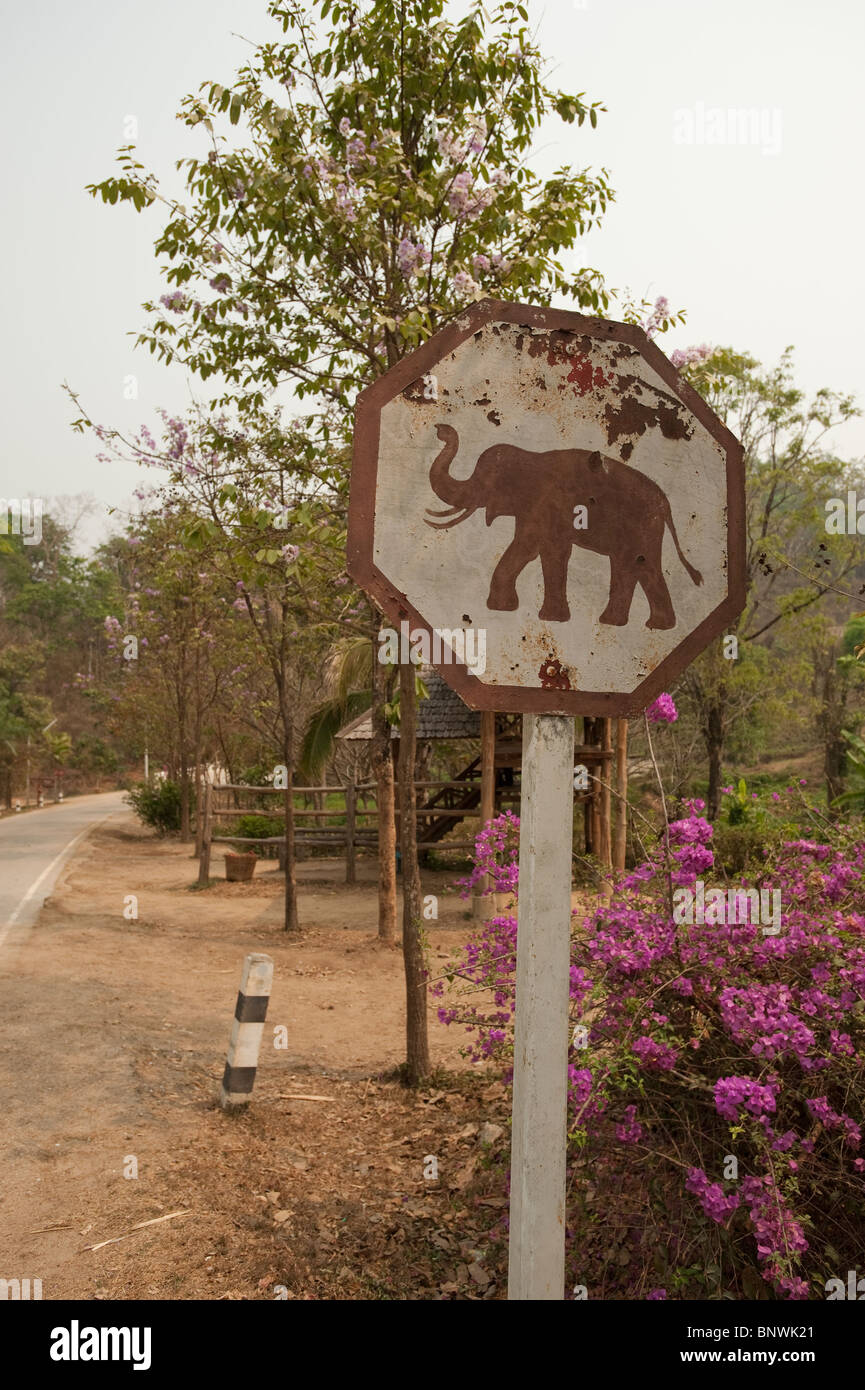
[423,506,476,530]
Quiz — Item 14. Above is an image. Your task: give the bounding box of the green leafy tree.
[678,346,861,818]
[85,0,677,1081]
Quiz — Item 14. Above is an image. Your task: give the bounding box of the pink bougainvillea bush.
[437,807,865,1300]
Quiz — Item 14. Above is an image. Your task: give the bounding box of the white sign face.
[349,300,745,715]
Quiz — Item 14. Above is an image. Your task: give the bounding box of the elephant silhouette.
[424,423,702,628]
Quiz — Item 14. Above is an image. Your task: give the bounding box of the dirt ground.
[0,815,511,1300]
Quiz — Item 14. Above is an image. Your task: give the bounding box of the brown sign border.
[348,298,746,716]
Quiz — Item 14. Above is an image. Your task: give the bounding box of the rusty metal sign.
[348,299,745,715]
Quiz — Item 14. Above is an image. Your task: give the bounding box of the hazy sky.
[3,0,863,551]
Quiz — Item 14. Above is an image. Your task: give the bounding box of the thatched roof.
[336,668,481,742]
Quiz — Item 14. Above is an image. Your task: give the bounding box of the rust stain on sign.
[538,657,572,691]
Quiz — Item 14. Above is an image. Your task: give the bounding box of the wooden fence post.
[598,717,613,891]
[614,718,629,874]
[345,779,357,885]
[197,781,213,887]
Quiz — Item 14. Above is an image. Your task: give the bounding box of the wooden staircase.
[416,756,483,844]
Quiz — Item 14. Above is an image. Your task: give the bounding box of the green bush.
[126,780,181,835]
[220,813,284,855]
[713,823,772,875]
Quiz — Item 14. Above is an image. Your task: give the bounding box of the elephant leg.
[639,560,677,630]
[487,533,537,612]
[538,537,572,622]
[599,556,638,626]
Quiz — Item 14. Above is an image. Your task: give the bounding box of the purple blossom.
[670,343,712,370]
[714,1075,778,1120]
[643,295,671,339]
[646,692,677,723]
[686,1168,740,1224]
[615,1104,643,1143]
[452,269,481,297]
[159,290,188,313]
[397,238,431,278]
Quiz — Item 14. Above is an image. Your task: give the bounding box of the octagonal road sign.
[348,298,745,715]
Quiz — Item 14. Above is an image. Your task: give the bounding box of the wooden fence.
[196,777,519,886]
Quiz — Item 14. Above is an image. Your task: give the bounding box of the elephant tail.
[663,500,703,586]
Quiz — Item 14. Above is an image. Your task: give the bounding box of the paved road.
[0,791,127,943]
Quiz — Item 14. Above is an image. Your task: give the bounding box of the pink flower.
[670,343,712,370]
[646,692,677,723]
[452,269,481,296]
[643,295,671,339]
[159,290,187,313]
[615,1104,643,1143]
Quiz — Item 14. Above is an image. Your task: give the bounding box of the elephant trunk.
[428,424,469,507]
[424,424,479,529]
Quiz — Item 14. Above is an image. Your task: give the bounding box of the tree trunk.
[473,710,496,913]
[705,703,724,822]
[820,649,847,814]
[179,755,192,842]
[371,630,397,943]
[582,718,592,855]
[283,723,298,931]
[398,659,430,1085]
[193,722,204,856]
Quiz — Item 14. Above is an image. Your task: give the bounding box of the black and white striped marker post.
[219,952,273,1111]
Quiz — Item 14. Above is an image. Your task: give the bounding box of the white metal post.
[508,713,574,1299]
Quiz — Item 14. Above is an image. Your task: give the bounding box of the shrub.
[224,813,284,855]
[126,779,181,835]
[713,823,794,876]
[439,805,865,1300]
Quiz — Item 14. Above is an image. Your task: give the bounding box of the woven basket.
[225,851,257,883]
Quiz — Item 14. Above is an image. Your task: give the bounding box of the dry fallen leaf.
[481,1082,506,1101]
[448,1158,477,1192]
